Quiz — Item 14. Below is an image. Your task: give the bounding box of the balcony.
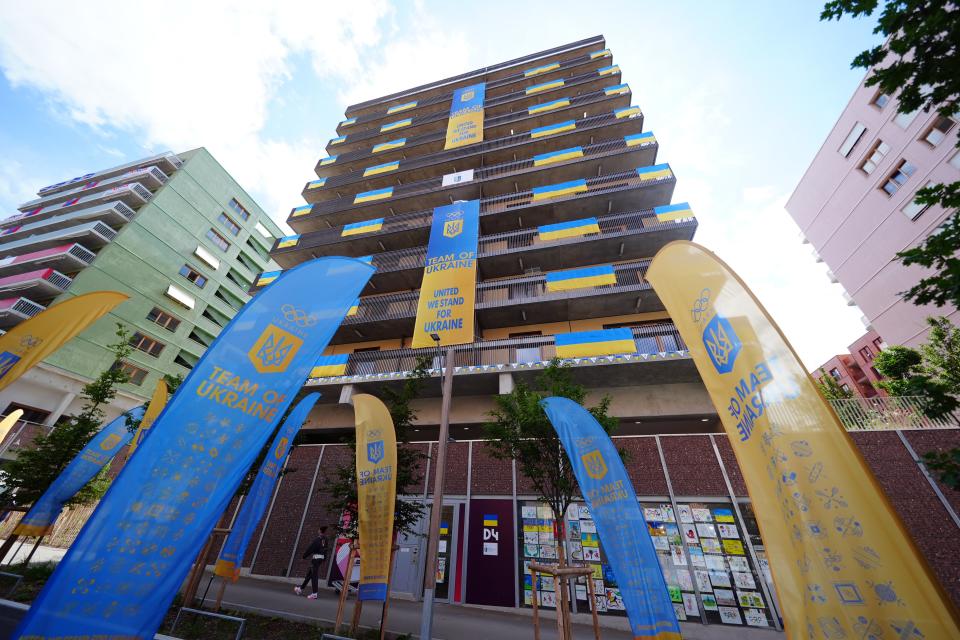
[18,166,167,212]
[0,202,136,244]
[307,322,696,399]
[327,258,660,343]
[268,207,696,293]
[2,185,149,231]
[0,221,117,257]
[345,35,605,119]
[306,129,654,211]
[36,151,182,198]
[0,297,45,329]
[0,268,72,301]
[0,243,96,278]
[327,79,630,157]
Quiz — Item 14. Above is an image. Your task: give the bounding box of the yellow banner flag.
[0,291,128,393]
[0,409,24,446]
[354,394,397,601]
[130,379,168,453]
[646,241,960,639]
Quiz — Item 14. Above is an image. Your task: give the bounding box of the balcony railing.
[311,322,686,382]
[36,151,182,197]
[0,243,96,278]
[3,186,148,231]
[18,167,167,212]
[0,297,45,328]
[0,419,52,460]
[829,396,959,430]
[0,268,72,300]
[0,202,136,241]
[0,221,118,257]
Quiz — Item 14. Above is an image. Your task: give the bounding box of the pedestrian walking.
[294,526,329,599]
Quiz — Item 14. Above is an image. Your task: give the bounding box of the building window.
[859,140,890,175]
[901,181,934,220]
[838,122,867,157]
[217,212,241,236]
[146,306,181,332]
[113,361,148,386]
[893,108,920,129]
[872,337,884,352]
[858,346,874,362]
[881,160,916,195]
[922,116,955,146]
[129,332,165,358]
[950,150,960,171]
[4,402,50,424]
[829,368,841,380]
[870,91,889,109]
[206,228,231,252]
[228,198,250,221]
[179,264,208,289]
[840,383,851,393]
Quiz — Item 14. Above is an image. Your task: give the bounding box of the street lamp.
[419,333,455,639]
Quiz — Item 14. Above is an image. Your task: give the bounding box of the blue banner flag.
[14,406,144,537]
[541,397,680,640]
[214,392,319,581]
[15,257,373,639]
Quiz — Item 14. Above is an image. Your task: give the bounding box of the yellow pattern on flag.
[130,379,168,453]
[354,394,397,601]
[0,291,128,393]
[646,241,960,639]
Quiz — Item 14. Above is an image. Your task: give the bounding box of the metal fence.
[829,396,958,431]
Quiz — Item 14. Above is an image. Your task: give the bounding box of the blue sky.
[0,1,881,368]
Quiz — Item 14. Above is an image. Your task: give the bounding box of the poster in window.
[670,546,686,566]
[524,532,539,544]
[695,570,712,592]
[681,524,698,544]
[568,520,581,538]
[540,575,555,591]
[732,571,756,590]
[644,508,661,521]
[727,556,749,572]
[696,523,717,539]
[718,606,743,625]
[714,588,737,606]
[676,570,693,592]
[583,546,601,561]
[580,519,597,534]
[702,594,719,611]
[677,504,694,523]
[709,570,731,587]
[538,531,554,544]
[683,592,700,617]
[737,591,764,609]
[668,585,682,603]
[718,523,739,539]
[540,545,557,559]
[701,538,722,554]
[570,542,583,560]
[692,508,713,522]
[688,546,706,567]
[521,506,537,519]
[524,544,539,557]
[576,585,587,600]
[713,508,734,523]
[722,539,745,555]
[541,591,557,608]
[606,588,625,610]
[705,555,726,570]
[673,603,687,622]
[593,594,607,613]
[652,536,670,551]
[744,609,769,627]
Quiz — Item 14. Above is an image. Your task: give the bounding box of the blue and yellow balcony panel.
[343,35,606,121]
[324,67,623,157]
[313,87,635,182]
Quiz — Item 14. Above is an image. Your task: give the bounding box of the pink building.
[787,75,960,348]
[813,328,886,399]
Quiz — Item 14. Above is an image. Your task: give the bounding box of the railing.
[322,323,686,379]
[37,151,182,197]
[18,167,166,212]
[0,420,52,458]
[829,396,958,431]
[347,259,652,324]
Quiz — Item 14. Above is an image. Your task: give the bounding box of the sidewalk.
[210,572,783,640]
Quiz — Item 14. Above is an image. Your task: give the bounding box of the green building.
[0,148,281,426]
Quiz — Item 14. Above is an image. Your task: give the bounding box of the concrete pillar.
[338,384,355,405]
[44,391,77,426]
[498,373,515,395]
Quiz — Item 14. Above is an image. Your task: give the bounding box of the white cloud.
[0,158,51,214]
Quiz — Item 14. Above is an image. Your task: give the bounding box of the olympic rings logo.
[691,288,711,324]
[281,304,317,327]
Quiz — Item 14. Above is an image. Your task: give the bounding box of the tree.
[920,316,960,393]
[324,357,431,540]
[815,368,855,401]
[822,1,960,309]
[874,345,958,420]
[0,325,133,508]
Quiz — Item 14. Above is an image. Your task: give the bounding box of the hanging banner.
[646,241,960,639]
[215,392,320,581]
[15,257,374,639]
[444,83,485,150]
[354,394,397,601]
[411,199,479,348]
[0,291,128,393]
[130,379,168,453]
[14,406,144,537]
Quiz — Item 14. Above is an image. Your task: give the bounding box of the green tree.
[815,367,855,401]
[875,345,958,420]
[920,316,960,393]
[324,357,430,539]
[822,1,960,309]
[0,325,133,508]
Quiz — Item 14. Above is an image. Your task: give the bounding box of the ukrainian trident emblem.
[702,314,741,375]
[443,219,463,238]
[248,323,303,374]
[581,450,608,480]
[367,440,385,464]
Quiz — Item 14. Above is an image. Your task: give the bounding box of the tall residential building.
[787,74,960,348]
[813,328,886,399]
[250,36,792,629]
[0,148,282,427]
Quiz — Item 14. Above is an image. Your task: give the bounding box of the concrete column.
[338,384,355,405]
[44,391,77,426]
[498,373,514,395]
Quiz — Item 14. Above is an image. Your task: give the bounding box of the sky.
[0,1,882,369]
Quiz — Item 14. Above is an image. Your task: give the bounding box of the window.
[174,349,199,371]
[859,140,890,174]
[188,327,215,348]
[858,346,874,362]
[838,122,867,157]
[146,307,181,332]
[902,181,934,220]
[950,150,960,171]
[228,198,250,221]
[202,306,228,328]
[922,116,955,146]
[179,264,208,288]
[829,368,841,380]
[873,338,883,352]
[870,91,889,109]
[129,332,165,358]
[113,361,148,386]
[881,160,916,195]
[226,268,252,291]
[4,402,50,424]
[840,383,851,393]
[893,108,920,129]
[206,228,230,252]
[217,212,241,236]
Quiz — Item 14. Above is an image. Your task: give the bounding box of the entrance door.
[390,523,425,598]
[434,505,457,602]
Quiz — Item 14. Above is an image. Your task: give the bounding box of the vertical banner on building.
[411,200,479,348]
[215,392,319,581]
[354,393,397,601]
[15,257,374,639]
[130,379,168,453]
[14,406,144,537]
[541,397,681,640]
[0,291,128,393]
[646,241,960,639]
[444,83,485,149]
